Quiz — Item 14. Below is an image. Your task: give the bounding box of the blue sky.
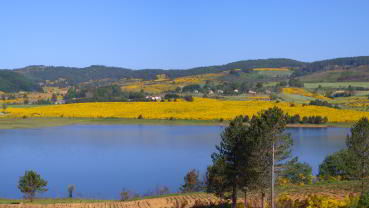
[1,0,369,69]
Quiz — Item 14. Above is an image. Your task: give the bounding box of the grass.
[277,180,360,196]
[0,117,354,130]
[0,117,223,129]
[0,198,110,204]
[304,82,369,89]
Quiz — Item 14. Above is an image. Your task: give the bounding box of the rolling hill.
[14,58,304,85]
[1,56,368,92]
[0,70,42,93]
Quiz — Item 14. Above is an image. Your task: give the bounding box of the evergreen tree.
[347,117,369,194]
[18,170,48,201]
[248,107,292,208]
[209,116,249,208]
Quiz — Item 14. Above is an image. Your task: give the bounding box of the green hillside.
[0,70,42,93]
[7,56,369,89]
[14,59,305,85]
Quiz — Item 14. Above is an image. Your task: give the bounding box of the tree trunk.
[244,191,247,208]
[261,192,265,208]
[271,141,275,208]
[362,159,365,194]
[232,183,238,208]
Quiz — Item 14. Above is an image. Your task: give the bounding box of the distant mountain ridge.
[1,56,369,92]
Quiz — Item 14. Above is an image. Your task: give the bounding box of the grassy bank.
[0,117,223,129]
[0,117,353,130]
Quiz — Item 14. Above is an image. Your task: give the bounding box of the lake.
[0,125,349,199]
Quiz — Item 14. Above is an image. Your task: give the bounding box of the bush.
[18,170,48,201]
[280,157,313,185]
[318,149,358,180]
[180,169,203,193]
[164,93,180,100]
[309,99,339,109]
[358,192,369,208]
[184,95,194,102]
[137,114,144,119]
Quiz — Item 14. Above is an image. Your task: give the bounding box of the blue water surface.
[0,125,349,199]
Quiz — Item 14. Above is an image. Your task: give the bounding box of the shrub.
[18,170,48,201]
[180,169,203,193]
[67,184,76,198]
[358,192,369,208]
[280,157,313,185]
[318,149,358,180]
[184,95,194,102]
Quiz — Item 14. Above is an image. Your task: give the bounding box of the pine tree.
[248,107,292,208]
[209,115,249,208]
[347,117,369,194]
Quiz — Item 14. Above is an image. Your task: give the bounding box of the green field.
[0,117,222,129]
[304,82,369,89]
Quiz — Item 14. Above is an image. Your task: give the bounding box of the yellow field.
[3,98,369,123]
[121,73,224,93]
[282,87,330,100]
[253,67,290,71]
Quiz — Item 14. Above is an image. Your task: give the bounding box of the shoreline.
[0,117,353,129]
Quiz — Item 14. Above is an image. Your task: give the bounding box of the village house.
[248,90,257,95]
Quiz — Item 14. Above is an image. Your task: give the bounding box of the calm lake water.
[0,125,349,199]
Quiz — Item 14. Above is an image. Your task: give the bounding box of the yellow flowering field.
[122,73,224,93]
[282,87,330,100]
[3,98,369,123]
[0,99,23,104]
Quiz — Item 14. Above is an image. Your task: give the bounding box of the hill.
[299,65,369,82]
[4,56,369,91]
[292,56,369,78]
[0,70,42,93]
[14,59,304,86]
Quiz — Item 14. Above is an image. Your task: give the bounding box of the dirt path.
[0,193,219,208]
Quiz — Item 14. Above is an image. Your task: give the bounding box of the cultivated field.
[0,193,219,208]
[3,98,369,123]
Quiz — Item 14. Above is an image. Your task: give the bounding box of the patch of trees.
[182,84,202,93]
[279,157,313,185]
[0,70,42,92]
[64,85,146,103]
[309,99,339,108]
[319,117,369,196]
[292,56,369,77]
[284,114,328,124]
[164,93,180,100]
[240,114,328,125]
[288,78,304,88]
[34,99,53,105]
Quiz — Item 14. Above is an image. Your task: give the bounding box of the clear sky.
[1,0,369,69]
